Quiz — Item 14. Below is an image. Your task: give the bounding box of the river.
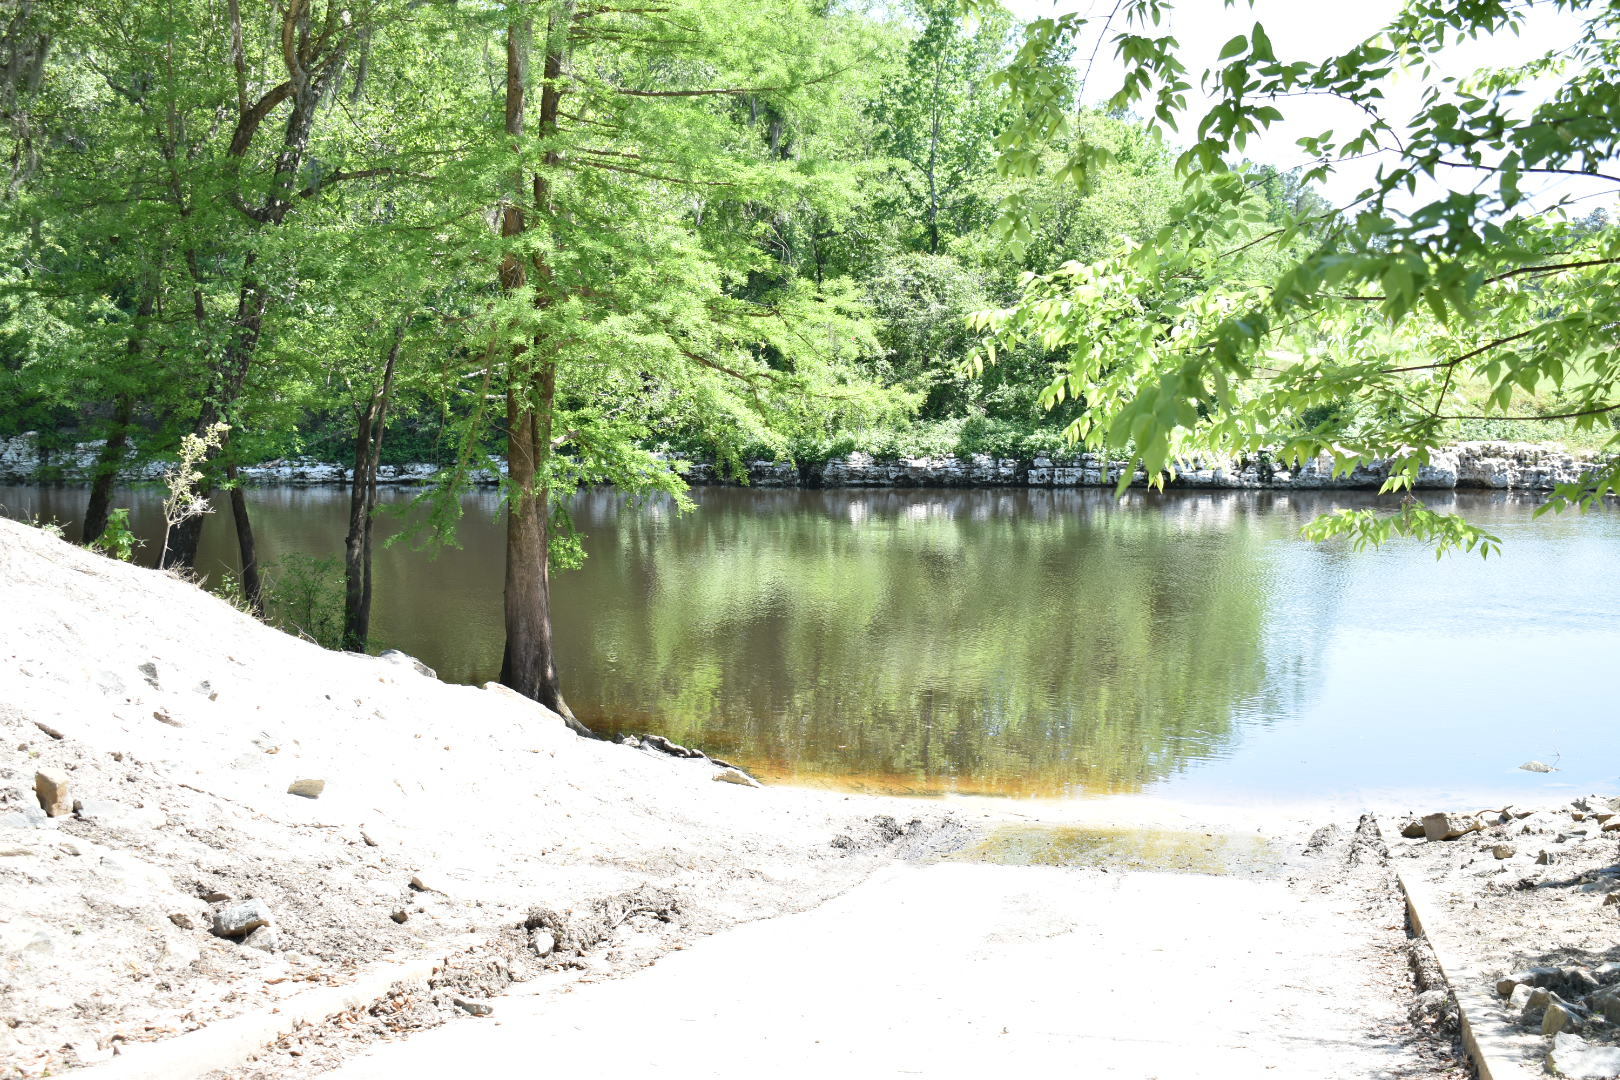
[3,483,1616,806]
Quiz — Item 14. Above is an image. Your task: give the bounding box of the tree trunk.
[85,287,156,545]
[82,392,134,545]
[495,13,590,737]
[927,59,942,254]
[163,10,340,570]
[342,324,402,652]
[225,465,263,614]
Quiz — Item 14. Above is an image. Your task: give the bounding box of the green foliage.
[974,0,1620,552]
[88,508,141,562]
[262,554,346,651]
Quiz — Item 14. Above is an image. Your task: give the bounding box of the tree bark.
[82,392,133,545]
[496,13,591,737]
[342,323,402,652]
[85,287,156,545]
[225,465,263,614]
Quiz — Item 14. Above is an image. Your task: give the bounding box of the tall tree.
[870,0,1014,254]
[430,0,899,724]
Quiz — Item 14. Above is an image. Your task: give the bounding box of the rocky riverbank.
[0,431,1605,492]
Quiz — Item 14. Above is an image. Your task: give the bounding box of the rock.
[1492,844,1517,859]
[1606,894,1620,909]
[1545,1002,1584,1036]
[1604,820,1620,833]
[0,808,54,829]
[168,912,196,930]
[287,778,325,799]
[1510,984,1535,1010]
[409,873,440,894]
[242,925,280,952]
[1591,985,1620,1024]
[1520,760,1558,773]
[201,889,232,903]
[138,661,160,688]
[379,650,436,680]
[211,899,272,939]
[152,709,184,728]
[530,929,555,957]
[390,910,409,924]
[1539,850,1560,865]
[1399,818,1428,839]
[453,997,493,1017]
[1548,1032,1620,1079]
[1422,812,1479,841]
[712,767,761,788]
[33,769,69,817]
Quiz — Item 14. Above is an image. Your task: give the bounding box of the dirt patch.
[1389,795,1620,1075]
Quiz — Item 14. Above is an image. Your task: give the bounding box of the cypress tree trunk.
[82,393,133,546]
[342,325,402,652]
[496,13,590,737]
[225,465,262,614]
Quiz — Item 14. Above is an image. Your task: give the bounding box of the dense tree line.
[0,0,1201,712]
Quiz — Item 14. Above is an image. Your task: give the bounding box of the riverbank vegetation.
[2,0,1617,705]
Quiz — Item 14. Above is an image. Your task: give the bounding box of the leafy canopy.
[970,0,1620,554]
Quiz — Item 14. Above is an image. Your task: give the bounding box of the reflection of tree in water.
[560,488,1280,797]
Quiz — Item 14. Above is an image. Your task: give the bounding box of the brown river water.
[3,483,1616,805]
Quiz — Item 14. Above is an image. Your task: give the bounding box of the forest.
[3,0,1618,716]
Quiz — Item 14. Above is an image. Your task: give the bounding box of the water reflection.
[4,484,1618,803]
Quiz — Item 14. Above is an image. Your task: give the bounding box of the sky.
[1000,0,1617,216]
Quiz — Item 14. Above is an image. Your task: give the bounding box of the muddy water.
[4,483,1618,805]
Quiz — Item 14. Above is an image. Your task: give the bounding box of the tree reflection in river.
[565,488,1275,795]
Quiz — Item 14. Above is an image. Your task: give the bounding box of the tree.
[870,1,1016,254]
[421,2,901,725]
[972,0,1620,553]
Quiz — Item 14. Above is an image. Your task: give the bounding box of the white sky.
[1001,0,1618,217]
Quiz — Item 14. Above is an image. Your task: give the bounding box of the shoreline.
[0,433,1606,494]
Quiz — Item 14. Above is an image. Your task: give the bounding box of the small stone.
[530,929,555,957]
[212,899,272,938]
[1605,894,1620,909]
[34,769,70,817]
[1510,984,1535,1010]
[201,890,232,903]
[453,997,493,1017]
[1545,1002,1583,1036]
[152,709,184,728]
[408,874,440,894]
[169,912,196,930]
[1520,760,1557,773]
[1399,818,1427,839]
[1592,985,1620,1024]
[390,910,408,924]
[1422,812,1478,841]
[379,650,436,679]
[1538,850,1559,865]
[1492,844,1516,860]
[1548,1032,1620,1079]
[1522,986,1555,1024]
[712,768,761,788]
[242,925,280,952]
[287,778,325,799]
